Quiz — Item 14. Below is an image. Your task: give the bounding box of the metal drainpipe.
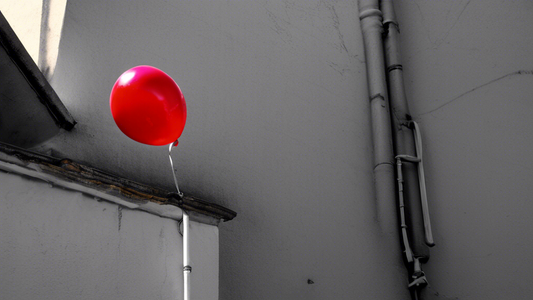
[359,0,398,238]
[381,0,434,299]
[360,0,435,299]
[359,1,409,295]
[168,142,191,300]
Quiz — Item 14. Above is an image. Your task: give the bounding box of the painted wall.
[395,0,533,299]
[33,0,410,299]
[0,171,219,300]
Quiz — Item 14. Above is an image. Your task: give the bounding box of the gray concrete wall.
[395,1,533,299]
[0,171,219,300]
[7,0,531,299]
[36,0,409,299]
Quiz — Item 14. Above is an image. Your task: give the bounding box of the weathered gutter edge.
[0,142,237,225]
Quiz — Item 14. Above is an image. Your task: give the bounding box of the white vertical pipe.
[183,211,191,300]
[168,142,190,300]
[359,1,410,297]
[359,0,398,237]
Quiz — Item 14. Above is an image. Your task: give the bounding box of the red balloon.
[110,66,187,146]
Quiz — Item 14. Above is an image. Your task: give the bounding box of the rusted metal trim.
[0,142,237,222]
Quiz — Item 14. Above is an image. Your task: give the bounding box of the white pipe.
[183,211,191,300]
[359,0,398,237]
[168,141,190,300]
[410,121,434,247]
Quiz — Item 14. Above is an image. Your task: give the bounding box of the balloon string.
[168,140,184,198]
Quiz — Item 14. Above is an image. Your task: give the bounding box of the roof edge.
[0,142,237,224]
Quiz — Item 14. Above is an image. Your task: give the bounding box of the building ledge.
[0,142,236,225]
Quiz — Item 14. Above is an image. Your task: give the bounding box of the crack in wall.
[410,0,471,49]
[323,2,348,54]
[117,206,123,231]
[421,70,533,115]
[434,0,471,48]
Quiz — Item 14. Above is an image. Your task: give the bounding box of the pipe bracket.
[383,20,400,32]
[387,64,403,72]
[359,8,383,20]
[369,93,385,102]
[408,275,428,289]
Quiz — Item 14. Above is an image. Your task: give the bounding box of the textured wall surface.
[0,172,219,300]
[395,0,533,299]
[35,0,409,299]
